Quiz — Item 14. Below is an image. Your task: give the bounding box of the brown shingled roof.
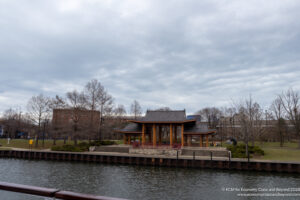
[140,110,187,122]
[184,123,216,134]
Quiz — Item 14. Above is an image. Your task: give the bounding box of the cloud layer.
[1,0,300,114]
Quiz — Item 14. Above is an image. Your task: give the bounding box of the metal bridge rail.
[0,181,126,200]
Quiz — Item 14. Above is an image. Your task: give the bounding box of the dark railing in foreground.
[0,181,126,200]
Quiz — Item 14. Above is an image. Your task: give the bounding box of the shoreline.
[1,149,300,173]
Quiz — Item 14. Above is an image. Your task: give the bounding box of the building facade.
[52,109,100,139]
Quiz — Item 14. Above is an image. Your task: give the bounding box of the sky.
[0,0,300,115]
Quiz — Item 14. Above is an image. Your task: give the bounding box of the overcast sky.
[0,0,300,115]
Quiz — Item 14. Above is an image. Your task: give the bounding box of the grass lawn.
[257,148,300,162]
[254,142,300,162]
[0,139,85,150]
[256,141,299,149]
[225,141,300,162]
[0,139,123,150]
[220,141,300,162]
[0,147,12,150]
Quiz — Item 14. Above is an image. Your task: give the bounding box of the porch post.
[187,136,191,146]
[170,124,173,147]
[206,135,209,147]
[123,134,127,144]
[128,136,131,145]
[181,124,184,147]
[174,126,177,143]
[159,126,162,145]
[142,124,145,146]
[200,135,203,147]
[153,124,157,147]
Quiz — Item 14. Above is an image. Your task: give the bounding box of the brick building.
[52,109,100,139]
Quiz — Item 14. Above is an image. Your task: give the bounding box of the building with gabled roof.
[116,110,216,147]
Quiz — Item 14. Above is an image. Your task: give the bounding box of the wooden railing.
[0,181,126,200]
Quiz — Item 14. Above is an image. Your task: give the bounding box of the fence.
[0,181,126,200]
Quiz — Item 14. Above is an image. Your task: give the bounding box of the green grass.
[0,139,87,150]
[114,140,123,145]
[222,141,300,162]
[256,141,299,149]
[0,147,13,150]
[0,139,123,150]
[255,141,300,162]
[258,148,300,162]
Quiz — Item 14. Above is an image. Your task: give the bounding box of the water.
[0,158,300,200]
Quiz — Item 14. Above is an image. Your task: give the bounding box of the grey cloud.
[1,0,300,114]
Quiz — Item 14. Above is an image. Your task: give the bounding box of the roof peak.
[146,109,186,112]
[140,109,187,122]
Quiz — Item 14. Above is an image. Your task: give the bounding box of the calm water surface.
[0,158,300,200]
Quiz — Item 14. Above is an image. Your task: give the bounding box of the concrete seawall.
[1,150,300,173]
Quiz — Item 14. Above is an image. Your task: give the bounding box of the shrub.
[89,141,102,146]
[100,140,116,145]
[90,140,116,146]
[77,142,90,151]
[51,140,117,152]
[51,145,85,152]
[227,144,264,158]
[249,145,265,156]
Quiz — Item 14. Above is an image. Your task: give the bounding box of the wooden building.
[116,110,216,147]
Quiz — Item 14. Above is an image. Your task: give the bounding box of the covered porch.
[121,122,216,148]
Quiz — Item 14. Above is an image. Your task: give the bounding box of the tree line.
[0,79,142,146]
[1,82,300,149]
[196,88,300,149]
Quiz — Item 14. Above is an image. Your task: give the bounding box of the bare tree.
[66,90,87,145]
[279,88,300,148]
[84,79,103,140]
[113,104,127,139]
[49,95,68,145]
[234,95,257,156]
[2,108,19,138]
[217,107,237,145]
[2,108,34,139]
[270,97,286,147]
[27,94,51,147]
[252,102,265,145]
[130,100,142,119]
[226,107,237,139]
[83,79,114,140]
[49,95,67,109]
[97,85,114,140]
[114,104,127,117]
[196,107,222,128]
[84,80,102,110]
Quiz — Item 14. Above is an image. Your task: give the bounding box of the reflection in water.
[0,158,299,200]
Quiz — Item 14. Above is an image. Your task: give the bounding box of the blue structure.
[186,115,201,122]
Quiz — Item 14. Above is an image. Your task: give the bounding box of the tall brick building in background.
[52,109,100,139]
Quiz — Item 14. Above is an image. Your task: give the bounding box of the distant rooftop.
[138,110,187,122]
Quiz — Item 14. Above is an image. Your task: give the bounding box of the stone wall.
[93,146,129,153]
[129,148,180,156]
[181,148,229,157]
